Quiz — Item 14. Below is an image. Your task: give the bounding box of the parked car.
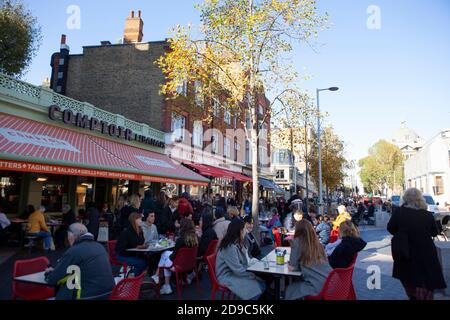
[423,193,440,216]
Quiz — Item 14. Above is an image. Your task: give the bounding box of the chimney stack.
[123,9,144,43]
[61,34,66,45]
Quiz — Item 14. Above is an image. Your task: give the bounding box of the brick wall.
[65,42,167,131]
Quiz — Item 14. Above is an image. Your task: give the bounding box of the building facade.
[49,11,272,202]
[0,73,207,215]
[391,121,425,160]
[404,129,450,208]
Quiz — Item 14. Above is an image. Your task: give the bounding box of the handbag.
[391,229,410,261]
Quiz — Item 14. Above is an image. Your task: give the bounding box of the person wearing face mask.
[115,212,148,276]
[45,223,115,300]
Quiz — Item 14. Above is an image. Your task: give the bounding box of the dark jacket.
[387,206,446,290]
[62,210,76,228]
[46,233,115,300]
[119,205,141,230]
[244,231,261,259]
[156,206,178,235]
[198,227,218,257]
[86,207,100,240]
[116,227,145,257]
[328,236,366,269]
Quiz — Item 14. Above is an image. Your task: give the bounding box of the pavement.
[0,225,448,300]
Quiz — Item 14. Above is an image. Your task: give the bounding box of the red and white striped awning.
[0,113,209,186]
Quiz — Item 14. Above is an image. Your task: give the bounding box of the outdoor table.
[47,220,63,236]
[14,271,124,286]
[247,247,302,300]
[126,241,175,253]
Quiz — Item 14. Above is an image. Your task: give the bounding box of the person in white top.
[0,205,11,230]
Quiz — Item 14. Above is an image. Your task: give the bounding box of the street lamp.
[316,87,339,213]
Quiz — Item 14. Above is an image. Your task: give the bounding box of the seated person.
[142,211,159,244]
[213,206,230,246]
[0,205,11,244]
[55,204,76,249]
[227,206,241,221]
[328,220,366,269]
[283,209,304,233]
[216,219,266,300]
[28,206,53,251]
[315,215,331,246]
[45,223,115,300]
[243,215,262,259]
[153,218,199,294]
[198,209,218,258]
[332,205,352,231]
[115,213,148,276]
[285,220,332,300]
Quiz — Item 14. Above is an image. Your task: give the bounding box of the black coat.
[328,236,366,269]
[156,207,178,235]
[62,210,76,227]
[46,234,115,300]
[198,227,218,257]
[115,227,145,257]
[387,206,446,290]
[119,205,141,230]
[86,207,100,240]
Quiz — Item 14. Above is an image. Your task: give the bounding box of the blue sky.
[21,0,450,163]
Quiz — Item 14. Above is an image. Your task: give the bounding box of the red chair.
[107,240,128,275]
[109,272,145,300]
[305,263,356,300]
[13,257,55,300]
[198,239,218,262]
[272,227,282,247]
[206,253,234,300]
[157,246,200,300]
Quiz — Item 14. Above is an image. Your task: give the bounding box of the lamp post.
[316,87,339,214]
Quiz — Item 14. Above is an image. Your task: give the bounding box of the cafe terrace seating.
[109,272,145,300]
[157,246,200,300]
[13,257,55,300]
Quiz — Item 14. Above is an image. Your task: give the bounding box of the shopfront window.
[76,177,94,211]
[0,172,22,214]
[41,176,67,212]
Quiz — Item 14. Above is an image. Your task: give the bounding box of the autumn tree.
[0,0,42,77]
[157,0,328,228]
[358,140,404,196]
[271,91,318,205]
[309,126,348,201]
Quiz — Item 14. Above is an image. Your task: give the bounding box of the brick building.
[49,10,272,201]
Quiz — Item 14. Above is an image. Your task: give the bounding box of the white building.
[391,121,425,160]
[404,129,450,208]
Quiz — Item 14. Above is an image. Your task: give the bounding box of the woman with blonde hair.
[328,220,366,269]
[387,188,446,300]
[285,220,332,300]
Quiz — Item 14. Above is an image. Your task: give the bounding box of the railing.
[0,73,165,142]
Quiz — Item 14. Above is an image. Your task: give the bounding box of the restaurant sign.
[48,105,165,148]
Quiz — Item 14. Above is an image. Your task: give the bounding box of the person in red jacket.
[178,192,194,218]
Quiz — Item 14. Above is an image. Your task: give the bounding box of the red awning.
[0,113,209,186]
[184,163,252,183]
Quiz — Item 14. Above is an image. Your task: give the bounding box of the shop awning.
[183,163,252,183]
[0,113,209,186]
[259,178,285,194]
